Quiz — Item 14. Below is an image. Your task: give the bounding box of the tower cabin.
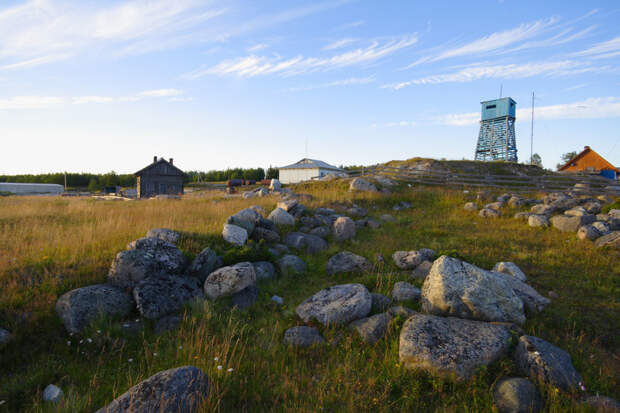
[134,156,185,199]
[475,97,517,162]
[480,97,516,121]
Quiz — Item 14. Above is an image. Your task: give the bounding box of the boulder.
[514,335,583,392]
[392,249,435,270]
[349,313,392,344]
[133,275,203,319]
[492,262,527,282]
[489,272,549,314]
[0,328,11,345]
[126,236,187,273]
[267,208,295,226]
[146,228,180,244]
[250,205,266,216]
[347,206,368,217]
[332,216,356,242]
[391,281,421,302]
[107,249,158,289]
[154,315,182,335]
[309,226,330,238]
[284,232,328,254]
[326,251,372,275]
[411,260,433,280]
[230,285,259,310]
[485,201,504,211]
[565,206,588,217]
[283,326,325,347]
[42,384,63,403]
[464,202,478,211]
[95,366,209,413]
[388,306,415,318]
[514,212,532,220]
[551,215,595,232]
[349,178,378,192]
[371,293,392,313]
[528,214,549,228]
[421,256,525,324]
[595,231,620,249]
[251,227,281,244]
[549,197,578,212]
[479,208,501,218]
[375,175,397,187]
[56,284,134,334]
[583,201,602,215]
[531,204,555,215]
[204,262,256,300]
[592,221,611,235]
[253,261,276,281]
[277,199,298,213]
[226,208,262,234]
[583,396,620,412]
[269,179,281,191]
[399,314,511,379]
[296,283,372,326]
[497,193,511,203]
[315,207,336,215]
[222,224,248,246]
[609,209,620,219]
[577,224,602,241]
[508,196,525,208]
[493,377,542,413]
[277,254,307,276]
[186,247,220,283]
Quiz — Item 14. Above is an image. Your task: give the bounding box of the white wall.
[279,168,319,184]
[0,183,64,195]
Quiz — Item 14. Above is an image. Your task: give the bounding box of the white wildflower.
[227,368,233,372]
[87,338,92,343]
[217,365,222,370]
[128,358,133,363]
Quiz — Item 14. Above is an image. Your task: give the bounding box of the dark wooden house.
[135,156,184,198]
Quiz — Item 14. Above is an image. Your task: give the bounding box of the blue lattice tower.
[475,97,517,162]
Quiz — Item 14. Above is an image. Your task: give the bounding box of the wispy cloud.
[287,75,375,92]
[383,60,604,90]
[323,38,358,50]
[572,35,620,59]
[335,20,364,31]
[187,35,417,78]
[563,83,589,91]
[248,43,269,52]
[138,88,183,97]
[435,97,620,126]
[0,54,71,70]
[0,96,64,110]
[72,96,115,105]
[372,120,416,128]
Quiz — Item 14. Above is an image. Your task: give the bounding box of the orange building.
[558,146,619,179]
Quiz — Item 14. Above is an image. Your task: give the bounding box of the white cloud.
[0,54,71,70]
[435,97,620,126]
[383,60,602,90]
[72,96,115,105]
[138,88,183,97]
[335,20,364,31]
[0,96,64,109]
[168,97,194,102]
[287,75,375,91]
[248,43,269,52]
[572,35,620,59]
[188,35,417,78]
[323,38,358,50]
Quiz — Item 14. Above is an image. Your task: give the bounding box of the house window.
[486,105,496,109]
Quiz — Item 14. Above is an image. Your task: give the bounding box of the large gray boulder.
[595,231,620,249]
[493,377,542,413]
[251,227,280,244]
[392,249,434,270]
[421,256,525,324]
[127,237,187,274]
[133,275,203,319]
[577,224,602,241]
[226,208,262,235]
[268,208,295,226]
[186,247,220,283]
[95,366,210,413]
[296,283,372,326]
[269,178,281,191]
[391,281,421,302]
[203,262,256,300]
[349,177,378,192]
[56,284,134,334]
[489,272,550,314]
[283,326,325,347]
[550,215,596,232]
[253,261,276,280]
[108,249,158,289]
[276,254,306,276]
[399,314,512,380]
[326,251,372,275]
[528,214,549,228]
[222,224,248,246]
[284,232,328,254]
[514,335,583,392]
[332,216,356,242]
[349,313,392,344]
[146,228,181,244]
[492,262,527,282]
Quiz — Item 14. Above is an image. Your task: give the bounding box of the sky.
[1,0,619,174]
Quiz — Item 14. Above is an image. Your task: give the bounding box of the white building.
[0,183,64,195]
[278,158,347,184]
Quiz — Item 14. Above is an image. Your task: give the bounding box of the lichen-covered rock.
[349,178,378,192]
[296,283,372,326]
[277,254,307,276]
[514,335,583,392]
[95,366,210,413]
[226,208,262,234]
[528,214,549,228]
[421,256,525,324]
[493,377,542,413]
[133,275,203,319]
[146,228,181,244]
[551,215,596,232]
[42,384,63,403]
[222,224,248,246]
[492,262,527,282]
[349,313,392,344]
[186,247,220,282]
[479,208,501,218]
[284,232,328,254]
[268,208,295,226]
[531,204,555,215]
[577,224,602,241]
[309,226,330,238]
[204,262,256,300]
[399,314,511,379]
[391,281,421,302]
[253,261,276,280]
[251,227,281,243]
[489,271,550,314]
[326,251,372,275]
[595,231,620,249]
[332,216,356,242]
[283,326,325,347]
[392,249,435,270]
[277,199,298,213]
[230,285,259,310]
[371,293,392,313]
[127,237,188,273]
[411,260,433,280]
[56,284,134,334]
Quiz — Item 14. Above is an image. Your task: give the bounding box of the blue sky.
[1,0,619,174]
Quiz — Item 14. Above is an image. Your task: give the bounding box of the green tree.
[266,166,279,179]
[531,153,543,168]
[556,151,578,170]
[87,178,99,192]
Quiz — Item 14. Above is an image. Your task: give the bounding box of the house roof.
[558,146,619,172]
[134,158,184,176]
[279,158,344,171]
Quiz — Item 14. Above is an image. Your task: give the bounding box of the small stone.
[411,260,432,280]
[349,313,392,344]
[479,208,501,218]
[493,262,527,282]
[0,328,11,346]
[42,384,63,403]
[204,262,256,300]
[464,202,478,211]
[271,295,284,305]
[277,254,307,276]
[391,281,421,302]
[380,214,396,222]
[548,291,558,298]
[253,261,276,281]
[333,216,356,242]
[493,377,542,413]
[577,224,602,241]
[326,251,372,275]
[583,396,620,412]
[283,326,326,347]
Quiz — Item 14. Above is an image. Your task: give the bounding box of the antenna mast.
[530,92,534,165]
[499,84,503,98]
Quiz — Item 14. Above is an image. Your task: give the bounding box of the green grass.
[0,187,618,412]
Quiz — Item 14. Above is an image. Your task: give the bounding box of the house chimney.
[153,156,157,163]
[169,158,173,165]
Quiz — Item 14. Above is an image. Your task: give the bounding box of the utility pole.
[305,139,308,158]
[530,92,535,165]
[64,172,67,191]
[499,84,503,98]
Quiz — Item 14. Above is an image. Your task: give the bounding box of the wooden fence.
[345,165,619,196]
